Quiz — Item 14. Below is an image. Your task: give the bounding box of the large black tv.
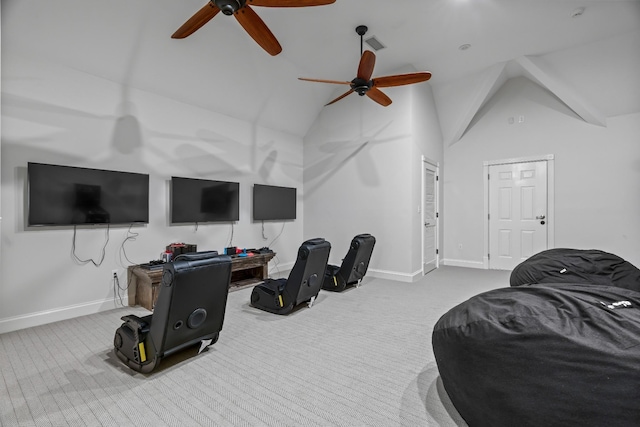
[28,162,149,226]
[253,184,296,221]
[171,177,239,223]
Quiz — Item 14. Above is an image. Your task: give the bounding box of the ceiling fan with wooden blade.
[172,0,336,56]
[299,25,432,106]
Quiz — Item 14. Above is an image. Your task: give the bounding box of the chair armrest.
[121,315,150,333]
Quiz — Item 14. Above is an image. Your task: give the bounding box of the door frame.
[483,154,555,269]
[422,156,440,275]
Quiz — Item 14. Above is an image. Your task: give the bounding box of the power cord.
[268,222,286,248]
[113,271,127,306]
[119,223,139,266]
[228,222,234,246]
[265,222,286,277]
[72,224,109,266]
[117,223,143,298]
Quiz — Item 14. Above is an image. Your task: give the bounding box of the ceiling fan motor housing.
[214,0,245,15]
[351,78,372,96]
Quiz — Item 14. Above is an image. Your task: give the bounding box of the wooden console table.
[128,252,276,310]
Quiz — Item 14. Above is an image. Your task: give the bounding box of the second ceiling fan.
[299,26,432,107]
[172,0,335,56]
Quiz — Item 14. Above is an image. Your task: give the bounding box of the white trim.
[483,154,555,270]
[421,156,440,276]
[423,156,438,167]
[483,154,554,166]
[442,259,485,269]
[448,62,509,146]
[0,297,130,334]
[367,268,423,283]
[514,56,606,127]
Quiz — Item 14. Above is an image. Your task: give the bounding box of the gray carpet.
[0,266,511,426]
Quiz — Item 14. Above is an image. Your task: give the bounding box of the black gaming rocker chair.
[322,234,376,292]
[250,238,331,315]
[114,251,231,373]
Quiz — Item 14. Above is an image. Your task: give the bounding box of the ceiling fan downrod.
[356,25,368,56]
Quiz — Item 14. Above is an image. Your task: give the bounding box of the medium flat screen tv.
[28,162,149,226]
[253,184,296,221]
[171,177,239,223]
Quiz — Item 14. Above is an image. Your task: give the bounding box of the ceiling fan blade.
[172,3,220,39]
[234,5,282,55]
[298,77,351,85]
[357,50,376,81]
[250,0,336,6]
[326,89,355,106]
[366,87,392,107]
[373,72,432,88]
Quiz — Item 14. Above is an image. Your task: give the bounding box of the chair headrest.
[302,238,326,246]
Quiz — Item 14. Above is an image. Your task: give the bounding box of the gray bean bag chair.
[432,283,640,427]
[510,248,640,293]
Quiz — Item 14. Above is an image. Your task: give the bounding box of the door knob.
[536,215,546,220]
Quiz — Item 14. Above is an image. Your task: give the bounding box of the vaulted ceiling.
[3,0,640,137]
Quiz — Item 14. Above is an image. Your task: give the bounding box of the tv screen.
[171,177,239,223]
[253,184,296,221]
[28,162,149,226]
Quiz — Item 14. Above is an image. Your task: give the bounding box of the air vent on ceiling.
[364,36,386,51]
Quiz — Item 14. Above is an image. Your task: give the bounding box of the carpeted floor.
[0,266,511,426]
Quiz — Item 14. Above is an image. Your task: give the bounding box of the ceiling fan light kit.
[298,25,432,107]
[216,0,243,16]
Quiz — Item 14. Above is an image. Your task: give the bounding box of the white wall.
[443,76,640,268]
[303,81,443,281]
[1,53,304,333]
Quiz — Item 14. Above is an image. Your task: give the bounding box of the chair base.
[322,264,360,292]
[322,264,342,291]
[113,315,219,373]
[251,278,307,315]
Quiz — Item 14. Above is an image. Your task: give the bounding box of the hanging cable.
[113,273,127,306]
[119,223,139,266]
[268,222,286,248]
[228,222,234,247]
[262,221,268,240]
[72,224,109,267]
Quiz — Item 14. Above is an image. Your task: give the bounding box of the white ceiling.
[3,0,640,136]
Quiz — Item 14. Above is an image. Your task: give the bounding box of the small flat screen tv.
[253,184,296,221]
[171,177,239,223]
[28,162,149,226]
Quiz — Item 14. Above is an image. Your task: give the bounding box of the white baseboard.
[367,268,424,283]
[0,297,129,335]
[0,262,447,334]
[442,258,485,269]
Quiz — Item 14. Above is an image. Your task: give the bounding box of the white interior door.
[489,160,548,270]
[423,162,438,274]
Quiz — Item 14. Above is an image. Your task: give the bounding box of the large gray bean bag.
[510,248,640,292]
[432,283,640,427]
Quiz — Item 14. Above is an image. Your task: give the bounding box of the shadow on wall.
[111,111,142,155]
[304,119,409,197]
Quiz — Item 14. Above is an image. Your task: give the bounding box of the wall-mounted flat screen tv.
[171,177,239,223]
[253,184,296,221]
[28,162,149,226]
